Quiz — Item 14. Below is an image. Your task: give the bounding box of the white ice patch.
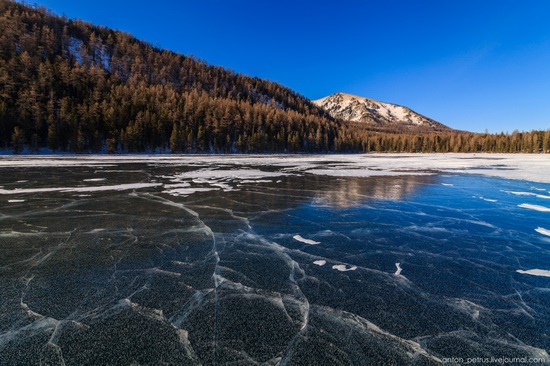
[516,269,550,278]
[0,183,161,195]
[332,264,357,272]
[1,154,550,183]
[535,227,550,237]
[8,199,25,203]
[441,183,454,186]
[293,235,320,245]
[83,178,106,182]
[506,191,550,199]
[163,182,191,188]
[313,260,327,266]
[171,168,290,181]
[163,187,220,197]
[395,263,403,276]
[518,204,550,212]
[239,179,273,184]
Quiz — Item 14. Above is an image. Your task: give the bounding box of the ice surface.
[1,155,549,364]
[293,235,320,245]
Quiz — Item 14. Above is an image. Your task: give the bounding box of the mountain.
[313,92,452,132]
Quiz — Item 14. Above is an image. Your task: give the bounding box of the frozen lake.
[1,154,549,365]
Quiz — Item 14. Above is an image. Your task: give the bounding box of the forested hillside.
[1,0,549,153]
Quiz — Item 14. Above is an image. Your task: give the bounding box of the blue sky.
[30,0,550,133]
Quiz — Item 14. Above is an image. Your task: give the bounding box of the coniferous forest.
[1,0,549,154]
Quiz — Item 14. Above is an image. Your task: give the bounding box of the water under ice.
[0,154,549,365]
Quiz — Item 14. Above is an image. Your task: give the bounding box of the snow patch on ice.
[163,187,220,197]
[313,260,327,266]
[332,264,358,272]
[518,204,550,212]
[293,235,320,245]
[535,227,550,237]
[83,178,106,182]
[516,269,550,278]
[8,199,25,203]
[240,179,273,184]
[395,263,403,276]
[0,183,161,195]
[506,191,550,199]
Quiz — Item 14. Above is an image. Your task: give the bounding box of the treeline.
[1,0,549,154]
[338,128,550,153]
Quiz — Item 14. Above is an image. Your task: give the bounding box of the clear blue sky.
[28,0,550,133]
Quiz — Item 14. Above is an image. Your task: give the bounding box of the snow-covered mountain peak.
[313,92,451,131]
